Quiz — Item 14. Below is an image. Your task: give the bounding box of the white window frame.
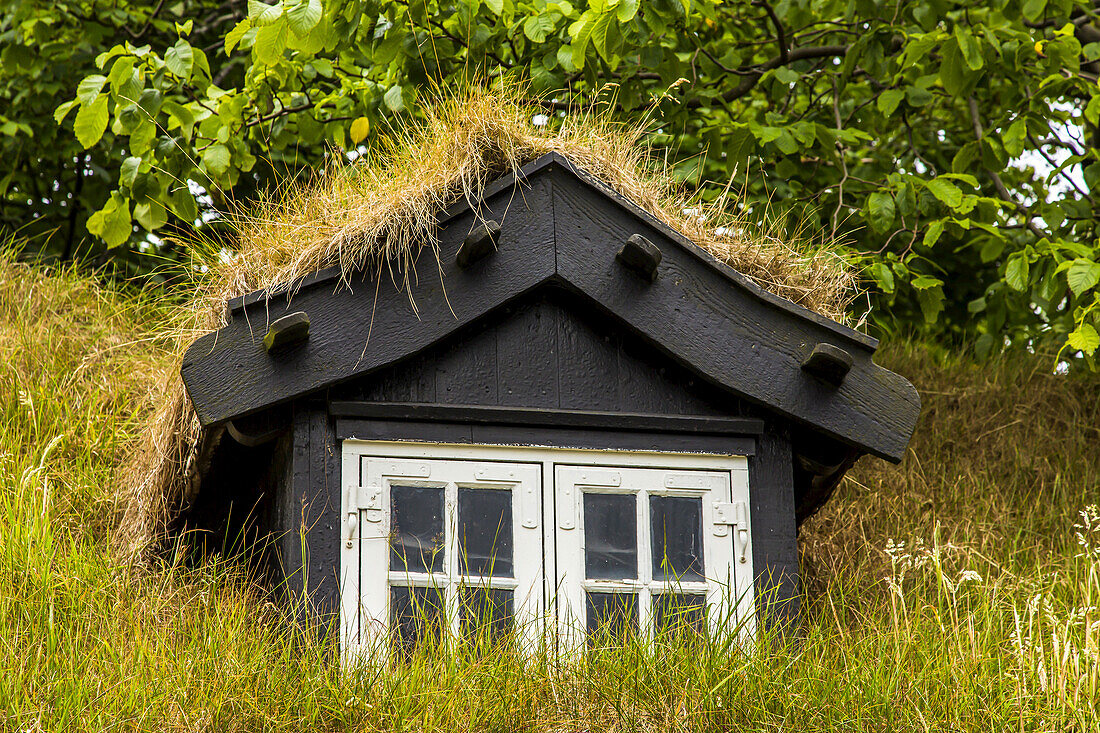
[553,464,743,650]
[341,440,754,660]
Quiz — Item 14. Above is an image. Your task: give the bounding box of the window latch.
[714,501,750,563]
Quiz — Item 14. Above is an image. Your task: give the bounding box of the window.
[341,443,752,657]
[553,466,741,645]
[344,457,543,654]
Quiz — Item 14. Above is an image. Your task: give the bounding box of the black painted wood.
[182,172,558,427]
[277,401,341,630]
[551,169,919,461]
[183,154,918,462]
[747,420,799,632]
[801,343,853,386]
[329,401,764,435]
[263,311,310,353]
[616,233,662,282]
[455,220,500,268]
[331,294,746,419]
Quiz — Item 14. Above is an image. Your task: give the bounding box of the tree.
[4,0,1100,361]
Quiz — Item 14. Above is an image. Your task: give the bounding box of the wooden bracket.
[616,234,662,282]
[455,220,501,268]
[263,311,310,353]
[801,343,853,386]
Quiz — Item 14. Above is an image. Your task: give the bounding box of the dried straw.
[115,84,858,560]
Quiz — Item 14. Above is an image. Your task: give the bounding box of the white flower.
[958,570,983,584]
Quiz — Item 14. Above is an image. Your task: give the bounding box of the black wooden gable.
[181,152,919,463]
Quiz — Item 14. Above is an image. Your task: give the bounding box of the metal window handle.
[346,511,358,548]
[735,502,749,564]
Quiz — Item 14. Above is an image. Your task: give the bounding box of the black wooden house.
[180,152,919,650]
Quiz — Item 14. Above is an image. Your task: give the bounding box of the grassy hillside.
[2,253,1098,731]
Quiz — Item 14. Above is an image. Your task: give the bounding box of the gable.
[181,153,919,462]
[332,291,755,419]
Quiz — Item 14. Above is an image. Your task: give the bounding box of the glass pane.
[653,593,707,638]
[390,485,444,573]
[583,493,637,580]
[390,586,445,653]
[459,586,514,640]
[649,495,704,582]
[458,487,514,577]
[586,591,638,638]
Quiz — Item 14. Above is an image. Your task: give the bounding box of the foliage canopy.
[3,0,1100,359]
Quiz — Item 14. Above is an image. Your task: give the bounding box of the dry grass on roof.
[115,83,859,560]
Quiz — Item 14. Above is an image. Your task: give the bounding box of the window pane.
[390,586,445,653]
[458,487,514,577]
[583,493,637,580]
[649,495,704,582]
[586,591,638,638]
[390,485,444,573]
[459,586,514,640]
[653,593,706,638]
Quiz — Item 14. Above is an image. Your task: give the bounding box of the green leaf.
[524,14,557,43]
[54,100,77,125]
[877,89,904,116]
[1022,0,1047,23]
[939,40,974,95]
[86,194,132,247]
[165,39,194,79]
[773,67,800,85]
[248,0,284,25]
[225,19,252,54]
[384,84,404,112]
[867,191,895,233]
[980,237,1006,263]
[485,0,504,15]
[74,95,109,149]
[1003,118,1026,157]
[911,275,944,290]
[286,0,323,37]
[954,26,983,70]
[253,20,289,64]
[615,0,638,22]
[1005,253,1030,290]
[557,44,576,72]
[1068,323,1100,355]
[923,219,945,247]
[76,75,107,105]
[870,262,895,293]
[916,287,944,324]
[1066,258,1100,296]
[570,12,595,69]
[924,178,964,209]
[120,156,142,187]
[203,143,231,175]
[134,199,167,231]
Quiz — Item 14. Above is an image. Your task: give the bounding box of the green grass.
[2,252,1099,731]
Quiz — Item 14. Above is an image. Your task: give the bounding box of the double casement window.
[341,442,753,655]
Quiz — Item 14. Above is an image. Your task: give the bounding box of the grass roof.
[118,84,858,558]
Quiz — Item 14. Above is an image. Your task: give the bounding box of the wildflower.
[957,570,983,584]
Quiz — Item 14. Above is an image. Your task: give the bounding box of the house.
[179,152,920,652]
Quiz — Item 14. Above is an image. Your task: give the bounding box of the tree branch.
[752,0,789,64]
[967,96,1046,239]
[689,44,849,107]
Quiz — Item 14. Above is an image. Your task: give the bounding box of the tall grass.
[2,253,1098,731]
